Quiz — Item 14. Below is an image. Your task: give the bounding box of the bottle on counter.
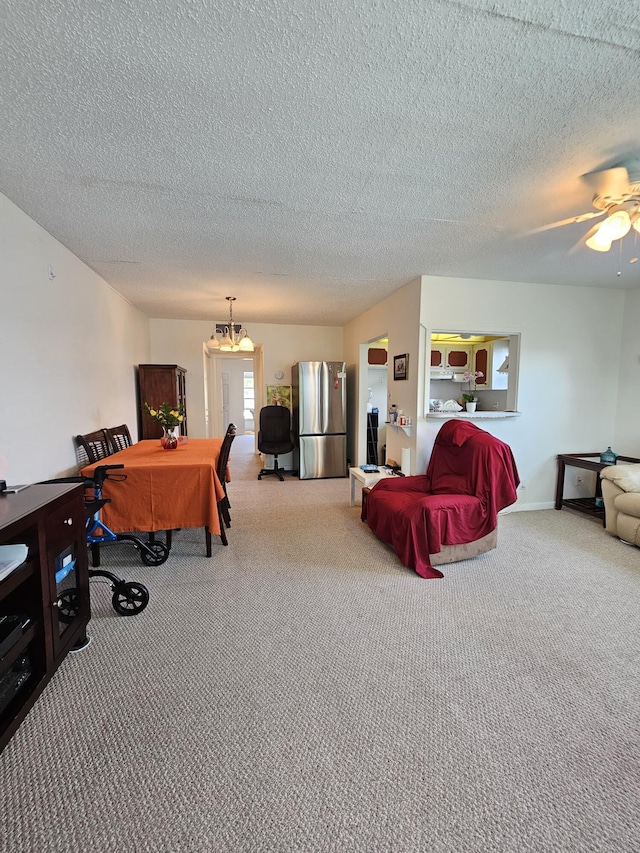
[389,404,397,423]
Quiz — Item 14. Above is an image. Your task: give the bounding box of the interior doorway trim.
[358,335,388,467]
[203,345,264,451]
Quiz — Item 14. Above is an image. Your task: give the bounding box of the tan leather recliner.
[600,464,640,546]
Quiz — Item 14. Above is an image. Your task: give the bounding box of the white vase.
[465,402,477,413]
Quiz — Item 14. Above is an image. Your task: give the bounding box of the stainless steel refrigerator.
[292,361,347,479]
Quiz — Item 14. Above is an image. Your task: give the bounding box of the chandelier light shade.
[206,297,254,353]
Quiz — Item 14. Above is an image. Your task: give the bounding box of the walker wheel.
[57,589,80,624]
[140,542,169,566]
[112,582,150,616]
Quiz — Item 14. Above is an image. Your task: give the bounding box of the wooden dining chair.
[205,423,237,554]
[76,429,112,465]
[104,423,133,453]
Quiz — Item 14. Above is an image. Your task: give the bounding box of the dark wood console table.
[1,483,90,752]
[555,453,640,520]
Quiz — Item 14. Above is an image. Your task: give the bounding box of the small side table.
[349,467,394,506]
[555,453,640,520]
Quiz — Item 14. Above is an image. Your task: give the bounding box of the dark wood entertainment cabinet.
[137,364,188,440]
[0,483,90,752]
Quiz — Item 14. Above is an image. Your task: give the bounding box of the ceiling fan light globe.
[585,231,612,252]
[601,210,631,240]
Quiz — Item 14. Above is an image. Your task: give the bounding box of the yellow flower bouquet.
[144,402,185,428]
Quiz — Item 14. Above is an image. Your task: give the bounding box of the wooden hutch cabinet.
[0,483,90,752]
[137,364,188,439]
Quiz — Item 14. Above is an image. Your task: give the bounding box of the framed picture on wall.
[393,354,408,381]
[266,385,292,408]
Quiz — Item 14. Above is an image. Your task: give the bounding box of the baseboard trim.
[500,501,556,513]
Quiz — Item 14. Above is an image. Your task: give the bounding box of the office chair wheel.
[57,589,80,624]
[140,542,169,566]
[112,581,150,616]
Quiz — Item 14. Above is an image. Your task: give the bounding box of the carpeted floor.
[2,435,640,852]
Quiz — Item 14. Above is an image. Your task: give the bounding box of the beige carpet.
[2,435,640,852]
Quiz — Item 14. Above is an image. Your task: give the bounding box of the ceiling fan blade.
[581,166,630,199]
[524,210,605,236]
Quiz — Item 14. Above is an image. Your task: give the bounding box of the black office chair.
[257,406,296,481]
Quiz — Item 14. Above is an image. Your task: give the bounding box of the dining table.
[80,438,226,555]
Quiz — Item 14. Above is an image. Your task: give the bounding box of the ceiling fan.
[529,163,640,254]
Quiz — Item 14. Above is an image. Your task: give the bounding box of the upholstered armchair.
[600,464,640,547]
[362,420,520,579]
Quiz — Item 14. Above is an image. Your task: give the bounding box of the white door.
[205,346,264,451]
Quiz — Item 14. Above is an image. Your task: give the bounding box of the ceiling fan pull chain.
[617,238,623,276]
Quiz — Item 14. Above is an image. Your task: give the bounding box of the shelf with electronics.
[0,483,90,753]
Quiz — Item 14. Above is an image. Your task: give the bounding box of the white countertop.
[427,411,521,419]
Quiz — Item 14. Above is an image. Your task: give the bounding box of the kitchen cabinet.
[137,364,188,439]
[0,483,89,753]
[472,339,509,390]
[430,345,472,378]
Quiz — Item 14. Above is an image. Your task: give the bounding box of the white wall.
[0,193,150,484]
[149,319,343,438]
[367,366,388,416]
[343,279,422,470]
[614,287,640,456]
[419,275,626,510]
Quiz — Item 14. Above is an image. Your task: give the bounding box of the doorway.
[204,346,264,448]
[357,335,388,466]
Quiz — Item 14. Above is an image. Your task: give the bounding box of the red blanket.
[364,421,519,578]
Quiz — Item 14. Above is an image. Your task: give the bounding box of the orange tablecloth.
[81,439,225,535]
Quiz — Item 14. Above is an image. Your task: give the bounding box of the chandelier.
[206,297,255,353]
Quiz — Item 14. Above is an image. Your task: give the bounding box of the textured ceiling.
[2,0,640,326]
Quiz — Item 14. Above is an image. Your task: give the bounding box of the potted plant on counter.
[461,371,483,412]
